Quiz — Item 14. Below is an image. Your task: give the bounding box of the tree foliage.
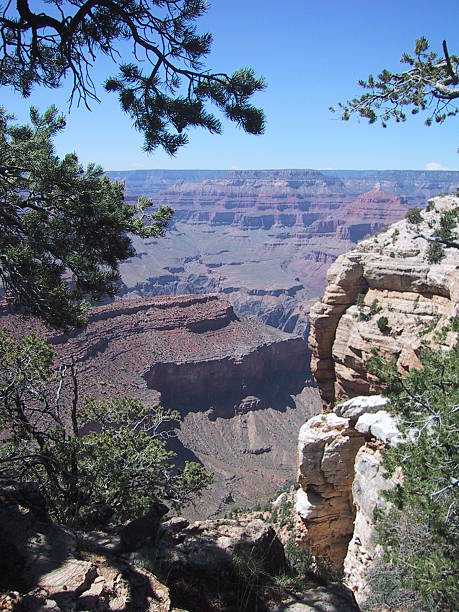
[0,0,266,155]
[367,337,459,610]
[0,332,212,526]
[0,106,173,328]
[332,37,458,128]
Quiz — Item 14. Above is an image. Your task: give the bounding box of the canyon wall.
[1,294,320,518]
[297,194,458,602]
[108,169,459,339]
[309,194,459,406]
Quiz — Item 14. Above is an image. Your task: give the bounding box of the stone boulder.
[272,583,360,611]
[0,505,172,611]
[118,502,169,552]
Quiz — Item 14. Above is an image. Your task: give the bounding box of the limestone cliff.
[295,396,402,603]
[309,194,459,407]
[296,195,458,603]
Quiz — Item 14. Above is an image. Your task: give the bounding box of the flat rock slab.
[272,584,359,611]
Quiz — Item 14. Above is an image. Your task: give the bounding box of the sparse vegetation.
[377,315,391,333]
[357,295,382,322]
[0,107,173,328]
[0,0,265,155]
[406,208,423,224]
[332,37,458,128]
[367,343,459,610]
[434,208,458,242]
[427,241,445,263]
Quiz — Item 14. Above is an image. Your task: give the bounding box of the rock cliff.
[1,294,320,518]
[296,395,400,569]
[295,396,402,602]
[296,195,458,603]
[309,194,459,406]
[2,294,306,406]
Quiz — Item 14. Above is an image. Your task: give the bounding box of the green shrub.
[405,208,423,224]
[0,332,212,526]
[376,315,391,333]
[369,299,382,317]
[356,292,366,310]
[434,208,458,241]
[427,241,445,263]
[356,293,381,322]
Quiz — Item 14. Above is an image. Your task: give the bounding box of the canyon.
[3,172,458,520]
[1,182,458,609]
[108,168,459,337]
[0,294,319,518]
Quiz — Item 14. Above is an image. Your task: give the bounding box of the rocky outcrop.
[297,194,458,603]
[309,194,459,406]
[343,443,401,603]
[0,504,172,611]
[150,515,359,611]
[295,396,400,575]
[0,500,359,612]
[296,413,365,568]
[156,516,287,578]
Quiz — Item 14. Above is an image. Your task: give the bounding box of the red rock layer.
[0,294,307,408]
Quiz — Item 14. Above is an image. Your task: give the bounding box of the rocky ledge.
[308,194,459,406]
[1,294,307,409]
[295,395,402,604]
[0,500,359,611]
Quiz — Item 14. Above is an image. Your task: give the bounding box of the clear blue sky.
[2,0,458,171]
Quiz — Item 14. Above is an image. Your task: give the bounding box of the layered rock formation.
[295,396,402,601]
[297,195,458,603]
[295,396,395,566]
[2,294,306,405]
[1,294,320,518]
[107,169,459,338]
[309,194,459,406]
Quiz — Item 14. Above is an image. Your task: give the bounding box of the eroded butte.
[1,294,320,518]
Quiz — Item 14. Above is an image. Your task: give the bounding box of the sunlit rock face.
[295,396,401,578]
[297,194,458,602]
[309,194,459,407]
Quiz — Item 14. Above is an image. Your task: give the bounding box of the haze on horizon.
[2,0,458,172]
